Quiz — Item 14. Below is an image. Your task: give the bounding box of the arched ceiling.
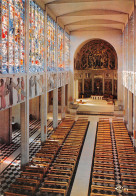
[41,0,134,32]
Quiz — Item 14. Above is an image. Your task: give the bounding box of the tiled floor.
[0,119,54,196]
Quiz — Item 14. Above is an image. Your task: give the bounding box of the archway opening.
[74,39,118,100]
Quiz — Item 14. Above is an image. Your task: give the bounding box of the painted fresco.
[78,80,82,98]
[65,71,69,84]
[84,79,92,98]
[114,80,117,96]
[104,79,112,95]
[0,76,26,110]
[75,39,117,70]
[94,78,103,95]
[58,72,65,88]
[47,73,57,91]
[29,74,44,98]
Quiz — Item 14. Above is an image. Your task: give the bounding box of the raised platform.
[76,98,114,115]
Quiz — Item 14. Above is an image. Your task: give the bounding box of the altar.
[91,95,103,100]
[76,98,114,115]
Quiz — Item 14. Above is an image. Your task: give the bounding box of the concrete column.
[124,87,128,122]
[53,88,58,128]
[40,93,47,144]
[128,91,133,133]
[61,85,65,120]
[133,7,136,151]
[20,102,29,168]
[133,95,136,151]
[20,0,29,168]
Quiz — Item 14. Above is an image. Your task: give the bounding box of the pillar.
[20,102,29,168]
[53,88,58,128]
[128,91,133,133]
[124,88,128,122]
[20,0,29,168]
[133,6,136,151]
[40,93,47,144]
[61,85,65,120]
[133,95,136,151]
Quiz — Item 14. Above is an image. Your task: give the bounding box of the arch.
[74,38,118,69]
[74,39,118,99]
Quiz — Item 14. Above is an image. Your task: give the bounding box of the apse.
[74,39,118,99]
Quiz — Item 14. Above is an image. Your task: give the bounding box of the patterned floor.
[0,119,41,165]
[0,120,55,196]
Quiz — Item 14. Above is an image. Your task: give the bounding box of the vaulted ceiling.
[39,0,135,32]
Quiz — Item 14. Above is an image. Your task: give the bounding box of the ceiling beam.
[47,0,132,5]
[70,26,122,32]
[57,9,128,18]
[65,19,125,27]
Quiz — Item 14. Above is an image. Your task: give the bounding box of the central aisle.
[70,115,112,196]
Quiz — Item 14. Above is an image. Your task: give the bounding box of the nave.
[1,115,135,196]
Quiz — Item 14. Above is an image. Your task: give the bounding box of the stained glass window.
[29,0,44,72]
[47,15,56,71]
[58,25,64,71]
[65,32,70,71]
[1,0,25,74]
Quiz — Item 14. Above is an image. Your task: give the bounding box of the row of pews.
[4,117,88,196]
[90,118,116,196]
[90,118,136,196]
[40,118,88,195]
[4,118,74,196]
[112,119,136,195]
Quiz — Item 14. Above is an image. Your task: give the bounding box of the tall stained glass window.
[1,0,25,74]
[65,32,70,70]
[47,15,56,71]
[29,0,44,72]
[58,25,64,71]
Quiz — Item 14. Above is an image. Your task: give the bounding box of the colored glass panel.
[47,15,56,71]
[58,25,64,71]
[65,32,70,70]
[29,0,44,72]
[1,0,25,74]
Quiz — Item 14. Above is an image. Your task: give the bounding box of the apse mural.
[94,78,103,95]
[84,79,92,98]
[75,39,117,70]
[0,76,26,110]
[75,39,117,98]
[104,79,112,96]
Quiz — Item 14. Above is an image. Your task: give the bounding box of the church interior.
[0,0,136,196]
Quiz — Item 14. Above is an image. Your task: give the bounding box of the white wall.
[70,30,123,102]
